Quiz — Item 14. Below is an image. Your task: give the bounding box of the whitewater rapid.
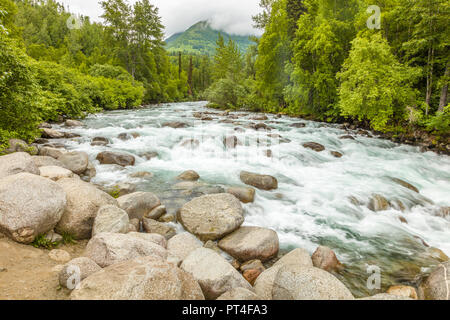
[58,101,450,297]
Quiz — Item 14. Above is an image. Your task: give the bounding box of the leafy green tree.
[337,33,419,131]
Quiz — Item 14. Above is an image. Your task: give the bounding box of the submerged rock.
[390,177,420,193]
[303,142,325,152]
[177,170,200,181]
[368,194,390,212]
[178,193,244,241]
[162,122,188,129]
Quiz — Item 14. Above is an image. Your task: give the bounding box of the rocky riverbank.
[0,113,449,300]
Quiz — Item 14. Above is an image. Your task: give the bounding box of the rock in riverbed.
[55,178,118,239]
[217,288,261,300]
[226,187,255,203]
[71,256,204,300]
[92,205,130,236]
[178,193,244,241]
[167,232,203,262]
[311,246,342,272]
[218,226,279,262]
[96,151,135,167]
[181,248,253,300]
[303,142,325,152]
[84,232,168,268]
[177,170,200,181]
[41,128,65,139]
[39,166,74,181]
[142,218,176,240]
[0,173,67,244]
[117,192,161,220]
[419,261,450,300]
[0,152,40,179]
[240,171,278,191]
[58,151,89,175]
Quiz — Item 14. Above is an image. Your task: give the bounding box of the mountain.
[165,21,254,56]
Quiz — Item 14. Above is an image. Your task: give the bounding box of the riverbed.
[56,101,450,297]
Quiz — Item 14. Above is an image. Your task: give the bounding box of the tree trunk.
[188,56,193,96]
[438,64,449,112]
[178,52,182,79]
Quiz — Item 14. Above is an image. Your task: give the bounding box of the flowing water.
[57,101,450,297]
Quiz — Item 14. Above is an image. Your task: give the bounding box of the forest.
[0,0,449,152]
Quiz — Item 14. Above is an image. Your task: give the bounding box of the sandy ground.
[0,233,87,300]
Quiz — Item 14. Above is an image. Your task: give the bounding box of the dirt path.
[0,234,87,300]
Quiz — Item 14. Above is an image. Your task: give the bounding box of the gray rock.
[177,170,200,181]
[59,257,102,289]
[274,248,313,268]
[92,205,130,236]
[55,178,118,239]
[142,218,176,240]
[145,205,166,220]
[39,147,66,159]
[96,151,135,167]
[178,194,244,241]
[419,261,450,300]
[218,227,279,262]
[84,232,168,268]
[303,142,325,152]
[217,288,261,300]
[71,256,205,300]
[181,248,253,300]
[0,173,67,244]
[65,120,83,127]
[358,294,413,300]
[117,192,161,220]
[272,265,354,300]
[58,151,89,175]
[226,187,255,203]
[167,232,203,262]
[39,166,74,181]
[41,128,65,139]
[0,152,40,179]
[32,156,65,168]
[240,171,278,191]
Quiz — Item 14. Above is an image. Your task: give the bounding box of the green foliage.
[337,33,419,131]
[61,231,77,245]
[108,185,121,199]
[205,78,247,109]
[165,21,254,56]
[426,105,450,134]
[32,234,59,250]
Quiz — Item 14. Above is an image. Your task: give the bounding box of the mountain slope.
[165,21,254,56]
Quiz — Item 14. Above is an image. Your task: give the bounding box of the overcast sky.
[59,0,262,37]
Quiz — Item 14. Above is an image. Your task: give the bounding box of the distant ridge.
[165,21,255,56]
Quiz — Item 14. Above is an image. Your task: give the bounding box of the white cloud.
[59,0,262,37]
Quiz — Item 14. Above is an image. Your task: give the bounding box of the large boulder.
[127,232,167,249]
[368,194,390,212]
[55,178,118,239]
[142,218,176,240]
[92,205,130,237]
[96,151,135,167]
[240,171,278,191]
[41,128,65,139]
[84,232,168,268]
[39,166,75,181]
[39,147,66,159]
[71,256,205,300]
[226,187,255,203]
[217,288,261,300]
[359,294,413,300]
[117,192,161,220]
[311,246,342,272]
[272,265,354,300]
[386,285,418,300]
[59,257,102,289]
[178,194,244,241]
[218,227,279,262]
[0,152,39,179]
[273,248,313,268]
[167,232,203,262]
[4,139,37,154]
[0,173,67,243]
[180,248,253,300]
[419,261,450,300]
[65,119,83,127]
[58,151,89,175]
[32,156,65,168]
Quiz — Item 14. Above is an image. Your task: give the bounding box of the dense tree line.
[206,0,449,136]
[0,0,191,151]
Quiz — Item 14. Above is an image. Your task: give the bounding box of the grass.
[31,231,77,249]
[108,185,121,199]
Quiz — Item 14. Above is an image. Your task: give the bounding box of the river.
[56,101,450,297]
